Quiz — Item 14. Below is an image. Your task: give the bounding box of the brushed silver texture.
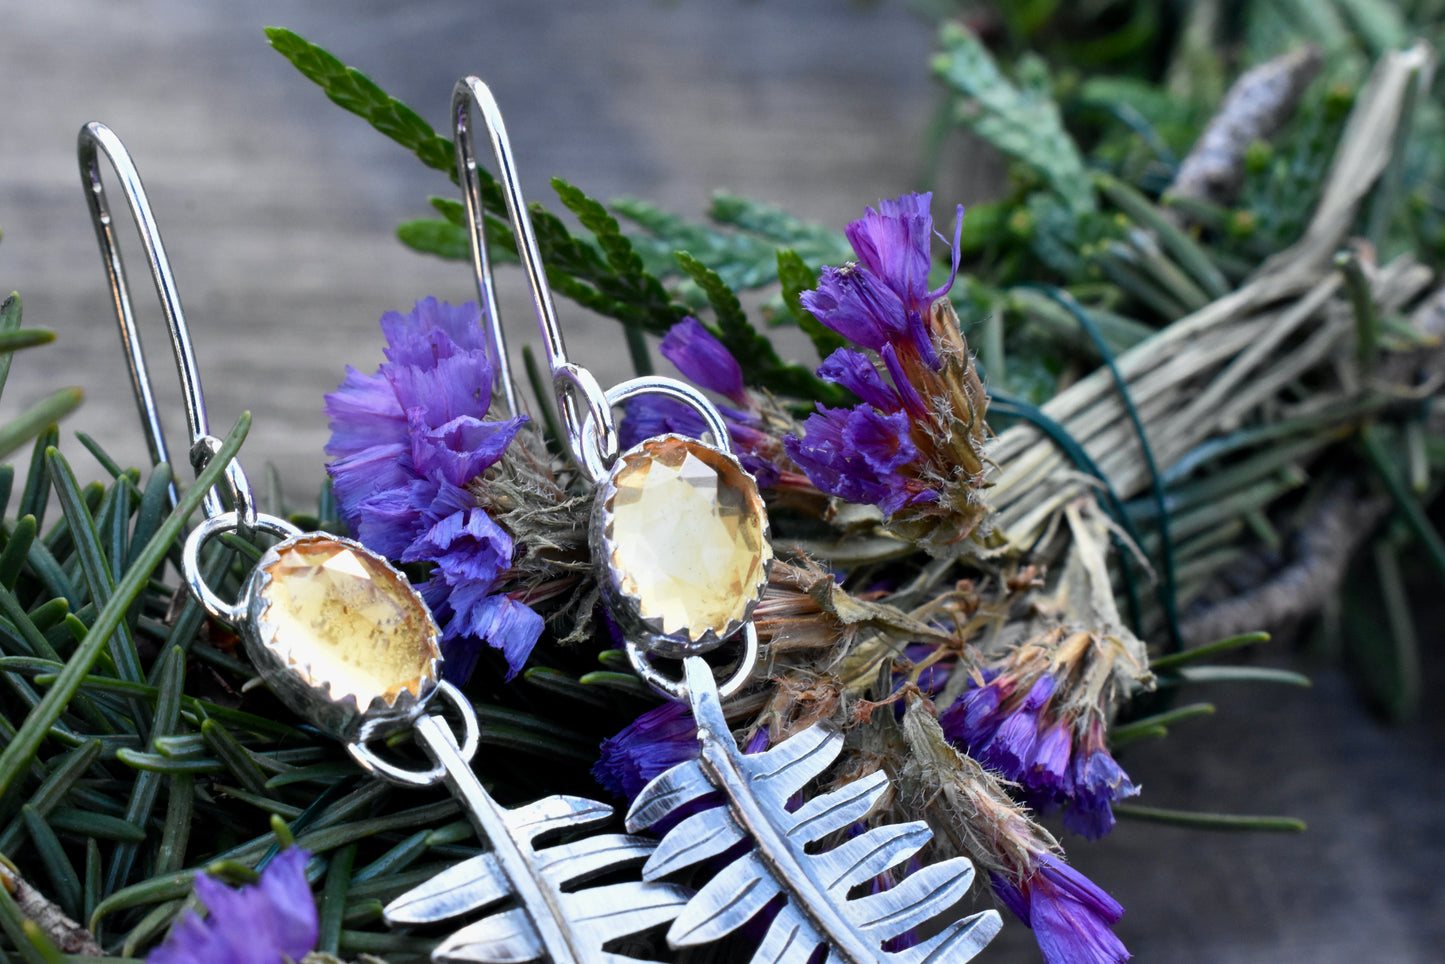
[626,657,1001,964]
[382,711,690,964]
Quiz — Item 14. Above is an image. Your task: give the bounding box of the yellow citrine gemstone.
[605,437,770,639]
[258,537,440,708]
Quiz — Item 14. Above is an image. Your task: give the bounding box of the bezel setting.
[240,532,444,742]
[591,434,773,658]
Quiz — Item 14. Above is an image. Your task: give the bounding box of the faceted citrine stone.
[258,537,440,707]
[603,436,770,640]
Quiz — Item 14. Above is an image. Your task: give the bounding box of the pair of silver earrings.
[79,77,999,964]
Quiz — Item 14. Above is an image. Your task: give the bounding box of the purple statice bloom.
[799,192,964,369]
[941,673,1138,841]
[991,854,1129,964]
[785,340,937,516]
[1062,720,1139,840]
[785,193,986,526]
[147,848,317,964]
[593,701,700,801]
[846,193,963,316]
[803,264,914,356]
[594,704,771,802]
[817,348,905,412]
[784,404,934,516]
[619,396,710,450]
[660,316,749,408]
[325,298,543,683]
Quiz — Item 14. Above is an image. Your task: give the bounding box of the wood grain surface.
[2,3,1441,962]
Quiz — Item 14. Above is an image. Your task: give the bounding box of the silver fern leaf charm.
[626,657,1001,964]
[381,712,690,964]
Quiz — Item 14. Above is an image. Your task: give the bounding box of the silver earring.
[80,120,691,964]
[449,82,1001,964]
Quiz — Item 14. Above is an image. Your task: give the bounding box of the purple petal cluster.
[325,298,543,683]
[620,317,789,487]
[783,362,936,516]
[992,854,1130,964]
[593,702,770,802]
[147,848,317,964]
[800,192,963,368]
[659,316,748,407]
[593,701,700,801]
[784,193,967,516]
[941,672,1138,840]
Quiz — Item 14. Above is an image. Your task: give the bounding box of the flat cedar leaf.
[675,252,844,403]
[265,27,455,177]
[396,219,469,261]
[932,22,1095,218]
[1024,192,1087,279]
[0,293,24,399]
[777,249,845,359]
[429,196,468,227]
[553,179,643,276]
[553,178,676,329]
[614,195,851,298]
[267,30,685,336]
[427,196,521,264]
[675,251,747,337]
[616,197,781,293]
[708,193,852,264]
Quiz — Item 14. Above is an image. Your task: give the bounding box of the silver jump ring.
[589,376,735,459]
[554,363,618,482]
[190,435,258,537]
[181,511,302,622]
[626,622,759,702]
[346,681,480,788]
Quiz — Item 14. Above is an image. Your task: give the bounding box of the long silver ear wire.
[453,79,768,700]
[453,76,615,472]
[452,82,518,419]
[454,78,736,483]
[77,121,256,538]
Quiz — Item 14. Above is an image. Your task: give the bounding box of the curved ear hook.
[77,121,255,529]
[451,77,619,480]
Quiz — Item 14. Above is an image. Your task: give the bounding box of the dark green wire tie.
[1023,286,1183,651]
[989,389,1144,634]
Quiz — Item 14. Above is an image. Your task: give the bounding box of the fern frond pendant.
[382,712,690,964]
[627,657,1001,964]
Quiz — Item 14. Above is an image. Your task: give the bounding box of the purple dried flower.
[147,848,317,964]
[940,637,1140,840]
[801,264,911,354]
[784,404,935,516]
[594,704,770,802]
[660,316,749,407]
[785,194,990,549]
[846,192,963,315]
[593,701,700,801]
[619,396,711,450]
[816,348,903,412]
[800,191,963,369]
[325,298,542,683]
[991,854,1130,964]
[620,321,808,493]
